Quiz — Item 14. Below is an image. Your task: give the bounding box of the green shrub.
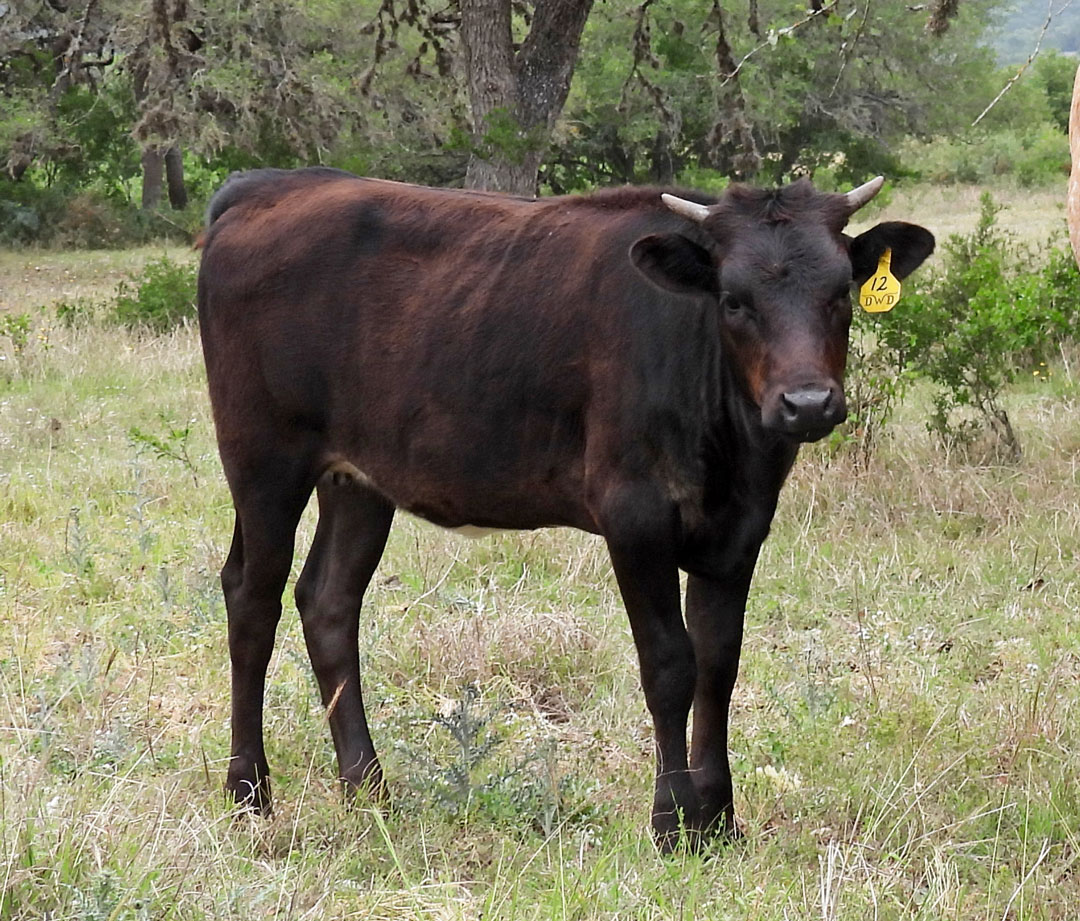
[0,182,202,249]
[873,193,1080,458]
[54,296,107,328]
[393,685,604,838]
[0,311,32,355]
[833,325,911,464]
[900,125,1069,188]
[0,183,69,246]
[111,256,198,333]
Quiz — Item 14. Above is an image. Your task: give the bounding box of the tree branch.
[971,0,1075,128]
[719,0,839,88]
[48,0,100,103]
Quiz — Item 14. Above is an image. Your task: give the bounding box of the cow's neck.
[676,352,799,577]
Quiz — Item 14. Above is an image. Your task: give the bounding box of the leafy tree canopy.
[0,0,1072,240]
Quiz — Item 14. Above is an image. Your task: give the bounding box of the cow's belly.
[321,455,597,534]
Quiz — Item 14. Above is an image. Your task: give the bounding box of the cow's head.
[629,177,934,442]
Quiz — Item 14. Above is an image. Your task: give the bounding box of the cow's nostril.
[781,388,832,420]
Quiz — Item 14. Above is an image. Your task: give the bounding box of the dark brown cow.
[197,168,933,849]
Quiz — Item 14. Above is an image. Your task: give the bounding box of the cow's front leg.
[601,487,699,851]
[684,566,756,839]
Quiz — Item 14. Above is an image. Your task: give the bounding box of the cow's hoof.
[227,760,272,815]
[341,766,389,807]
[651,808,699,855]
[653,812,743,855]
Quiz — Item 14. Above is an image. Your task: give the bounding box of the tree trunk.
[141,146,164,210]
[7,157,32,182]
[461,0,594,195]
[164,146,188,210]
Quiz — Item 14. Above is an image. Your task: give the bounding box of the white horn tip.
[662,193,711,223]
[846,176,885,211]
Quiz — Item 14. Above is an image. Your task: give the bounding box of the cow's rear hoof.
[227,762,272,815]
[342,766,388,807]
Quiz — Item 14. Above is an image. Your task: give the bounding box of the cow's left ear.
[629,233,719,297]
[849,221,935,285]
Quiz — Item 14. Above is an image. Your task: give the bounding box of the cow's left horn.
[844,176,885,213]
[662,193,711,223]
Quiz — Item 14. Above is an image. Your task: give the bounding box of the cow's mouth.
[786,423,838,444]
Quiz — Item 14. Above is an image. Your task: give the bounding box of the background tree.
[545,0,1009,191]
[2,0,1074,245]
[459,0,593,194]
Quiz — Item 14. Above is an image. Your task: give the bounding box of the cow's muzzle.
[765,384,846,442]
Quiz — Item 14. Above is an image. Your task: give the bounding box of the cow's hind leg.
[222,454,315,813]
[294,476,395,798]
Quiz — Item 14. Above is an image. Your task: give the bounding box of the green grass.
[2,204,1080,918]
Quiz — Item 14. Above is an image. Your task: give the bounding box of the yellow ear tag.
[859,248,901,313]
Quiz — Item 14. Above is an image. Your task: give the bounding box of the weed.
[128,412,199,486]
[54,296,107,328]
[0,312,31,355]
[395,684,605,838]
[0,308,54,381]
[64,507,94,578]
[832,325,910,463]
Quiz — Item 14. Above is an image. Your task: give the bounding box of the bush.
[0,183,69,246]
[833,325,910,464]
[393,685,605,838]
[111,256,198,333]
[900,125,1069,188]
[872,193,1080,458]
[0,181,202,249]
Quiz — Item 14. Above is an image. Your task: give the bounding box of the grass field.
[1,184,1079,919]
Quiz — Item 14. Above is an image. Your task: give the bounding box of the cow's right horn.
[844,176,885,213]
[662,193,712,223]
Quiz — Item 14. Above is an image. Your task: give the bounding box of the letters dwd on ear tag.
[859,248,901,313]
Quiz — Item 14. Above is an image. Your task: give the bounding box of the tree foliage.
[0,0,1072,239]
[548,0,1023,191]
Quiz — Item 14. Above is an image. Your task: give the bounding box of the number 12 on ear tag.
[859,248,901,313]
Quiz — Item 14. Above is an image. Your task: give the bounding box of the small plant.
[832,325,910,463]
[396,684,603,837]
[0,312,32,355]
[65,507,95,578]
[111,255,197,333]
[55,296,107,328]
[429,684,505,811]
[128,412,199,486]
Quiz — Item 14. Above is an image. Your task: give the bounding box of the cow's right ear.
[629,234,719,297]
